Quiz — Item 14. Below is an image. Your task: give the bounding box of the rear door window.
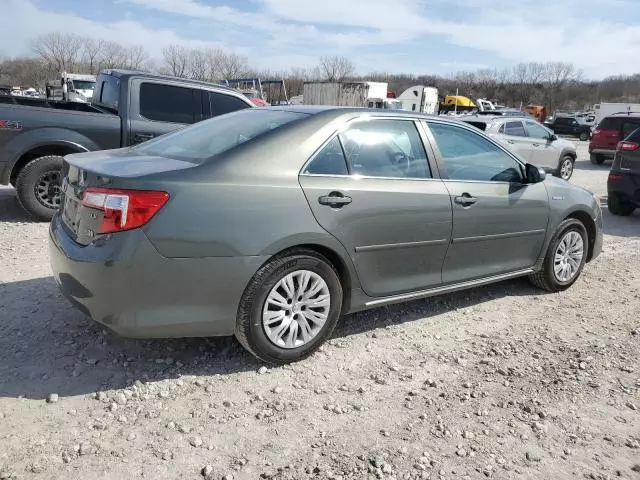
[503,121,526,137]
[598,117,623,130]
[140,83,198,124]
[209,92,251,117]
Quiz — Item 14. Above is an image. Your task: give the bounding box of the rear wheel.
[15,155,64,221]
[556,155,574,180]
[529,218,588,292]
[608,193,636,216]
[590,154,605,165]
[236,249,343,364]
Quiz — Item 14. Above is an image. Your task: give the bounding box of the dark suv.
[607,127,640,216]
[544,116,592,141]
[590,113,640,165]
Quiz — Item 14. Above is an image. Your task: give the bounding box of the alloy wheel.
[560,158,573,180]
[34,170,62,209]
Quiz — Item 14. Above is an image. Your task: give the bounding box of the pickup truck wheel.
[15,155,64,221]
[590,154,605,165]
[579,131,589,141]
[528,218,588,292]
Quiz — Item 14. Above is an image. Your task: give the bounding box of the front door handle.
[506,139,515,144]
[454,193,478,207]
[532,143,541,147]
[318,191,352,208]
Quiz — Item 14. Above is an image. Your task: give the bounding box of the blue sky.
[4,0,640,79]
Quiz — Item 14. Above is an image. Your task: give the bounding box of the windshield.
[71,80,96,91]
[135,109,307,164]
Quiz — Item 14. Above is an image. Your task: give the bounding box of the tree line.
[1,32,640,112]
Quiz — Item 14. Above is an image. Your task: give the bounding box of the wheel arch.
[10,141,88,185]
[564,210,597,262]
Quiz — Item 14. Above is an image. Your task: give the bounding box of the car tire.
[608,193,636,216]
[579,131,589,141]
[528,218,588,292]
[590,154,605,165]
[235,248,343,365]
[556,155,574,180]
[15,155,64,221]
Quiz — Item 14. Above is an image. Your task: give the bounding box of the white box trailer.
[303,81,389,107]
[594,103,640,126]
[397,85,439,114]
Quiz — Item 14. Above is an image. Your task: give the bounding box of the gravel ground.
[1,141,639,480]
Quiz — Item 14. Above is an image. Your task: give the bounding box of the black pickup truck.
[543,116,592,141]
[0,70,253,220]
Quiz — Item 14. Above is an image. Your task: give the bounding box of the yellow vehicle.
[440,95,476,112]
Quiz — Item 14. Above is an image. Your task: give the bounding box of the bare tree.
[188,48,208,81]
[125,45,150,70]
[98,41,128,69]
[317,56,355,82]
[218,52,249,80]
[32,32,83,72]
[81,37,103,74]
[162,44,189,77]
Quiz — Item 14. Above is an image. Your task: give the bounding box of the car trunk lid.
[60,149,196,245]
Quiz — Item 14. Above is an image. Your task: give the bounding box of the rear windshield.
[597,117,623,130]
[135,109,307,163]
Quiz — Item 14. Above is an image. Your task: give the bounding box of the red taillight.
[617,141,640,151]
[81,187,169,234]
[608,174,624,181]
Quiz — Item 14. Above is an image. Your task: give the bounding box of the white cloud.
[3,0,640,78]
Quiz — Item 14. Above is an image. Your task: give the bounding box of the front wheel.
[556,155,574,180]
[15,155,64,221]
[529,219,588,292]
[579,131,589,141]
[235,249,343,364]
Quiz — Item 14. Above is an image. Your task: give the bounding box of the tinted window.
[135,109,306,164]
[503,121,526,137]
[622,119,640,138]
[209,91,251,117]
[140,83,196,124]
[598,117,623,130]
[338,120,430,179]
[625,127,640,142]
[428,123,523,183]
[304,137,349,175]
[526,121,551,140]
[97,75,120,112]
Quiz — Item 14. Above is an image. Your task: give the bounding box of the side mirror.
[549,133,557,141]
[525,163,546,183]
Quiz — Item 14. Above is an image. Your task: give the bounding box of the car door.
[423,121,549,284]
[524,121,559,169]
[128,81,201,145]
[495,120,534,162]
[298,118,453,297]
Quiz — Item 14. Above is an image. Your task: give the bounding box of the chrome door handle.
[318,192,352,208]
[506,140,515,144]
[454,193,478,206]
[532,143,541,147]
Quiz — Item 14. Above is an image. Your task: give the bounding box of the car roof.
[606,112,640,118]
[99,69,240,94]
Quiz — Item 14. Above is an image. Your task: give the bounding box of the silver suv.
[462,116,578,180]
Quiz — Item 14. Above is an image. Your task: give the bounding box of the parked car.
[543,116,592,141]
[0,69,253,220]
[49,107,603,364]
[607,127,640,216]
[589,112,640,165]
[460,115,577,180]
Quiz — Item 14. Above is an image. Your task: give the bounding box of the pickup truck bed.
[0,69,253,220]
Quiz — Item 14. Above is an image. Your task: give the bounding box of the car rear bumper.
[49,214,268,338]
[608,172,640,206]
[588,147,615,157]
